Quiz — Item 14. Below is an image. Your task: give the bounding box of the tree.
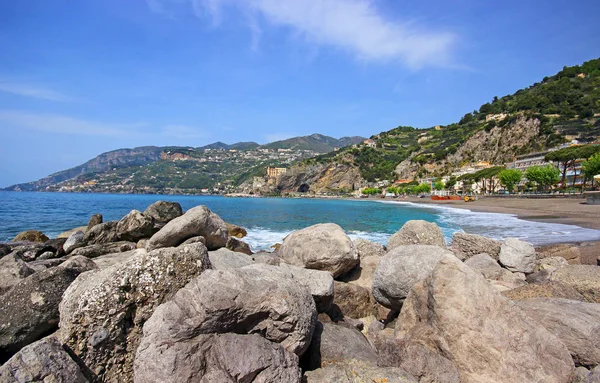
[361,187,381,195]
[582,152,600,188]
[433,180,445,191]
[498,169,522,192]
[525,165,560,192]
[445,176,457,191]
[545,145,600,188]
[417,183,431,193]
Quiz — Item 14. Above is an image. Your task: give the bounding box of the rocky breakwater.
[1,209,600,382]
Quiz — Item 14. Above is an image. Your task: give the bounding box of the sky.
[1,0,599,187]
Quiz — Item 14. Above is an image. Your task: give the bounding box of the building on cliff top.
[267,167,287,178]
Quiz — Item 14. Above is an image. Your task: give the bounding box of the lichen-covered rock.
[225,236,253,255]
[87,213,103,230]
[515,298,600,367]
[13,230,49,243]
[451,232,502,260]
[134,266,317,382]
[396,258,574,383]
[278,223,358,277]
[0,337,88,383]
[226,222,248,238]
[549,265,600,303]
[70,241,136,258]
[143,201,182,228]
[208,248,254,270]
[372,245,458,310]
[387,220,446,250]
[499,237,536,273]
[58,243,211,382]
[0,254,35,296]
[116,210,155,242]
[83,221,119,245]
[63,231,85,254]
[145,205,228,251]
[0,265,86,361]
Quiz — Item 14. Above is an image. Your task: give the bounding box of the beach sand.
[402,195,600,264]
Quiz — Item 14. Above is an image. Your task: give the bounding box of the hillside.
[4,134,365,193]
[257,58,600,194]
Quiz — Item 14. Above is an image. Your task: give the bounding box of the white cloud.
[148,0,457,68]
[0,110,144,137]
[0,83,78,102]
[161,124,207,139]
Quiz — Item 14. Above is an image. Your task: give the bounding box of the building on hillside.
[267,167,287,178]
[363,139,377,148]
[508,150,553,171]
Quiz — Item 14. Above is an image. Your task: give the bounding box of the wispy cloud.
[148,0,457,68]
[0,82,78,102]
[0,110,144,137]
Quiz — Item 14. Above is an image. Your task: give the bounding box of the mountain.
[3,134,364,193]
[259,134,364,153]
[252,58,600,194]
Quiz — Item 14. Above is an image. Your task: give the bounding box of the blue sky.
[1,0,599,187]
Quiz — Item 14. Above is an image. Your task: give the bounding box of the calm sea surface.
[1,192,600,250]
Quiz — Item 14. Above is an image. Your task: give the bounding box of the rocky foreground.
[0,202,599,383]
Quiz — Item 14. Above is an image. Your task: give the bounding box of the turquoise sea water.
[1,191,600,250]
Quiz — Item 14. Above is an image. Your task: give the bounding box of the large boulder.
[395,258,574,383]
[0,337,88,383]
[87,213,103,230]
[302,322,378,371]
[303,360,416,383]
[0,243,11,257]
[225,236,253,255]
[70,241,137,259]
[451,232,502,260]
[0,260,95,362]
[464,252,504,279]
[145,205,228,251]
[537,243,582,264]
[63,231,85,254]
[515,298,600,367]
[499,237,536,273]
[503,281,586,302]
[327,281,372,320]
[208,248,254,270]
[272,263,334,313]
[13,230,49,243]
[143,201,182,228]
[9,243,56,262]
[133,267,317,382]
[549,265,600,303]
[83,221,119,245]
[372,245,458,310]
[338,238,383,289]
[0,254,35,295]
[44,238,67,258]
[277,223,358,277]
[58,243,211,382]
[387,220,446,250]
[226,222,248,238]
[116,210,155,242]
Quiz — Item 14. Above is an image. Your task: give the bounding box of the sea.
[1,191,600,250]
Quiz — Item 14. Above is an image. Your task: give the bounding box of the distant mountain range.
[3,134,365,192]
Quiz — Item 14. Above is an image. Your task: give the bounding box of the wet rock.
[0,254,35,295]
[0,337,88,383]
[146,205,228,251]
[87,213,103,230]
[63,231,85,254]
[372,245,458,310]
[225,236,253,255]
[116,210,155,242]
[499,237,536,273]
[83,221,119,245]
[58,243,211,382]
[451,232,502,260]
[13,230,49,243]
[70,241,136,259]
[278,223,358,278]
[387,220,446,250]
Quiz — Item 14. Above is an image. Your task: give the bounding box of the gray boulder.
[0,254,35,295]
[9,243,56,262]
[63,230,85,254]
[208,248,254,270]
[83,221,119,245]
[451,232,502,260]
[0,337,88,383]
[180,235,206,246]
[396,258,574,383]
[0,243,11,257]
[276,263,334,313]
[387,220,446,250]
[134,267,317,382]
[499,237,536,273]
[536,256,569,272]
[70,241,136,258]
[253,251,281,265]
[278,223,358,277]
[464,252,504,279]
[135,333,301,383]
[145,205,228,250]
[60,255,98,274]
[116,209,155,242]
[327,281,372,320]
[303,360,416,383]
[58,243,211,382]
[549,265,600,303]
[143,201,182,228]
[225,236,253,255]
[87,213,103,230]
[43,238,67,258]
[515,298,600,367]
[0,265,86,361]
[339,239,383,290]
[372,245,458,310]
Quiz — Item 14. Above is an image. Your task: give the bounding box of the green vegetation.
[361,187,381,195]
[433,180,445,191]
[582,152,600,187]
[525,165,560,191]
[498,169,523,192]
[545,144,600,187]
